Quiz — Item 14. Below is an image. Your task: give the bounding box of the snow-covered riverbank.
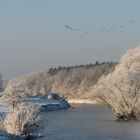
[28,97,70,111]
[68,99,99,104]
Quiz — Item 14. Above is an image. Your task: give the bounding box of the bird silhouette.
[91,28,96,30]
[130,20,135,24]
[110,28,115,31]
[83,31,90,34]
[100,30,104,32]
[64,25,78,31]
[120,25,124,28]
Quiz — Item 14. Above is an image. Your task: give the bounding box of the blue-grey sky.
[0,0,140,79]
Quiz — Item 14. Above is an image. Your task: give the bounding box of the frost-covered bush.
[0,103,40,139]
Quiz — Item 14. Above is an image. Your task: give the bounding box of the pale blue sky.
[0,0,140,79]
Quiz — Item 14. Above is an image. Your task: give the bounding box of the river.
[40,104,140,140]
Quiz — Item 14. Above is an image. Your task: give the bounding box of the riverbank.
[68,99,99,104]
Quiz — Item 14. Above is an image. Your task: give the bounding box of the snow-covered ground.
[28,98,62,106]
[28,97,70,110]
[68,99,98,104]
[0,97,70,115]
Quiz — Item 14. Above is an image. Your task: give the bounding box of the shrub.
[0,103,40,139]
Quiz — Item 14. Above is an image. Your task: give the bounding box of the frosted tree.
[1,82,26,110]
[90,46,140,121]
[0,74,3,92]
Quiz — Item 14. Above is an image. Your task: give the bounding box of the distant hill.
[3,62,117,99]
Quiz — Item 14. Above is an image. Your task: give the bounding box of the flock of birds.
[64,19,136,34]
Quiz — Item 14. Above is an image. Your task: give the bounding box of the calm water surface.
[41,104,140,140]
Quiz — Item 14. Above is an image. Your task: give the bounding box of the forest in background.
[2,61,117,99]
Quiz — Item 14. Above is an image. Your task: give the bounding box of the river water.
[40,104,140,140]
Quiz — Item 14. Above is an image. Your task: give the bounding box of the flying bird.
[83,31,90,34]
[91,28,96,30]
[110,28,115,31]
[64,25,77,31]
[120,25,124,28]
[130,20,135,24]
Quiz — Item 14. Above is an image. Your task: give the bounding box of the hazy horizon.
[0,0,140,79]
